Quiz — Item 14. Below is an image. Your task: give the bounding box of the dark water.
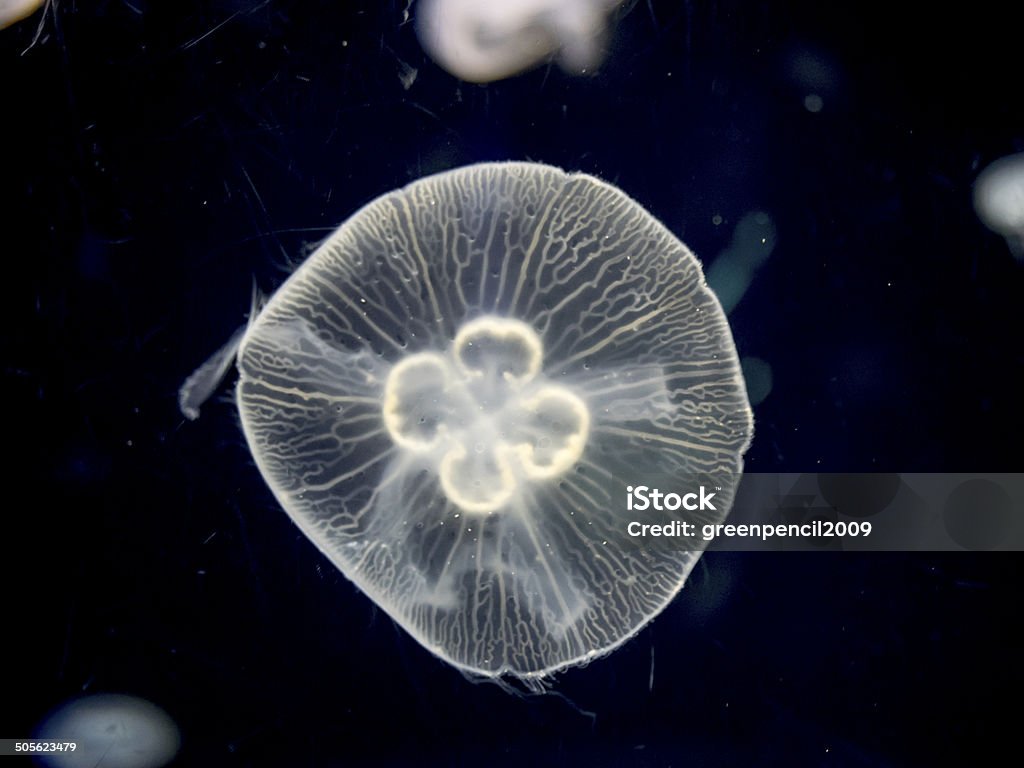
[5,1,1022,765]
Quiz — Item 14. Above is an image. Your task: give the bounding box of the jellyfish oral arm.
[382,316,589,515]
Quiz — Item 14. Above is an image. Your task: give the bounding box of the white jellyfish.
[184,161,753,685]
[33,694,180,768]
[416,0,622,83]
[0,0,45,30]
[974,152,1024,259]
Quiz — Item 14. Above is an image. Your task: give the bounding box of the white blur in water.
[416,0,621,83]
[974,152,1024,259]
[33,694,180,768]
[0,0,44,30]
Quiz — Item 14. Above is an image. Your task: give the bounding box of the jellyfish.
[974,152,1024,259]
[33,694,180,768]
[415,0,622,83]
[0,0,45,30]
[186,161,752,684]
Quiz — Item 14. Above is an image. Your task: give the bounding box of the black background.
[4,1,1022,765]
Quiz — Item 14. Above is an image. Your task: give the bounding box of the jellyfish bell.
[974,152,1024,259]
[183,161,753,685]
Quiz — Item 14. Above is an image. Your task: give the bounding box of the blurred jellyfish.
[33,694,180,768]
[416,0,621,83]
[705,211,777,314]
[184,162,753,685]
[974,152,1024,259]
[783,45,841,114]
[0,0,45,30]
[803,94,824,114]
[740,356,773,406]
